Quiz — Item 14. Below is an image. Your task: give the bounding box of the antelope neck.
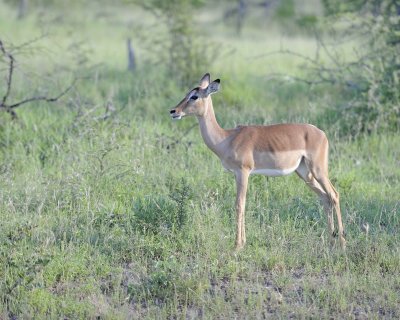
[197,99,228,154]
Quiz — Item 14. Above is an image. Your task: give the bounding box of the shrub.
[320,0,400,136]
[132,178,193,234]
[134,0,215,85]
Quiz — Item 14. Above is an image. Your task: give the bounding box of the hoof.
[340,238,347,250]
[235,243,245,251]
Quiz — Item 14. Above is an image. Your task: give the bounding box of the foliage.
[319,0,400,135]
[134,0,215,85]
[133,178,192,234]
[222,0,319,35]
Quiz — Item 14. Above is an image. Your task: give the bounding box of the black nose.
[170,109,176,114]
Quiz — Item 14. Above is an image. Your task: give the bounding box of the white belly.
[250,158,301,177]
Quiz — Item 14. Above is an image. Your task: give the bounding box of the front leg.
[235,169,250,250]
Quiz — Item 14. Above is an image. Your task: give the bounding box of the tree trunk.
[17,0,28,19]
[127,38,135,72]
[236,0,247,35]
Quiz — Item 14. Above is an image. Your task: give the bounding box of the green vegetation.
[1,0,399,318]
[320,0,400,135]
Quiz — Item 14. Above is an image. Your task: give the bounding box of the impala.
[169,73,346,250]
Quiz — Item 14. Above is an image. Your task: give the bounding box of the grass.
[1,1,400,319]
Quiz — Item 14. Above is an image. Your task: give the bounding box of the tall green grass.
[1,1,399,319]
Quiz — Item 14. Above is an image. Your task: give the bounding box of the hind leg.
[312,173,346,249]
[296,160,335,244]
[305,156,346,249]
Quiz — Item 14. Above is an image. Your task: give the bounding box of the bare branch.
[314,32,341,68]
[0,40,15,107]
[10,33,48,53]
[0,38,77,119]
[252,41,379,90]
[251,49,321,66]
[264,72,328,85]
[8,78,76,109]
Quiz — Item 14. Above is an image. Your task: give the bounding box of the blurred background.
[1,0,398,134]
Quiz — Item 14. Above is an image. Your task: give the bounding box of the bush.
[135,0,215,85]
[320,0,400,136]
[132,178,193,234]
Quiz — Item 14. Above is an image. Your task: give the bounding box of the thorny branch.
[0,39,75,119]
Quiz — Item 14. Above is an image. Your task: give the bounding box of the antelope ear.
[206,79,220,95]
[199,73,211,88]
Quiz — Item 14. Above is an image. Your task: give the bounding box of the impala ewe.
[169,73,346,250]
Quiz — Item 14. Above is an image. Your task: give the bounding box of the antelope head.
[170,73,220,120]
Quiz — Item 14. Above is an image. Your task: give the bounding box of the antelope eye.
[190,95,198,100]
